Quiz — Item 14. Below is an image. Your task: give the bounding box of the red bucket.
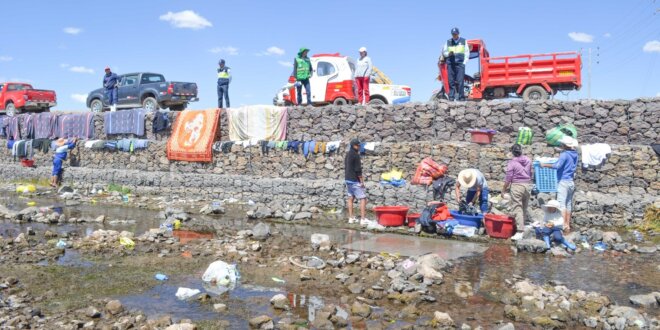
[373,206,409,227]
[20,159,34,168]
[469,130,496,144]
[484,213,516,239]
[406,213,421,227]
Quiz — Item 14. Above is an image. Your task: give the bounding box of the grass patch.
[107,183,131,195]
[639,204,660,232]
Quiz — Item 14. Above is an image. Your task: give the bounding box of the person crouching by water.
[50,138,77,187]
[455,169,489,213]
[535,199,576,251]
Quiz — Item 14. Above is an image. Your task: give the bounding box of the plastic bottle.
[632,230,643,242]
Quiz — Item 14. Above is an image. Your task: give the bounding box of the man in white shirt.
[355,47,373,105]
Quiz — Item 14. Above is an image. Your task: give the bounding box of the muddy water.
[2,195,659,325]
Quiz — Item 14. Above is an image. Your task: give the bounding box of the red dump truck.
[431,39,582,102]
[0,82,57,116]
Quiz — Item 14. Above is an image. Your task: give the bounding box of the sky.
[0,0,658,111]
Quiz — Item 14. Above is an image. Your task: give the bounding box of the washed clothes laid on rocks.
[580,143,612,170]
[104,109,147,136]
[117,139,149,152]
[152,111,171,133]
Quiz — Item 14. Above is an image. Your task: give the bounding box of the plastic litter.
[289,256,327,269]
[173,220,182,230]
[202,261,240,289]
[26,201,36,206]
[247,200,255,206]
[119,237,135,250]
[401,259,416,270]
[271,277,286,283]
[581,241,591,249]
[155,273,169,281]
[122,195,129,203]
[593,242,608,251]
[175,287,201,300]
[16,184,36,193]
[452,225,477,237]
[632,230,643,242]
[56,240,67,249]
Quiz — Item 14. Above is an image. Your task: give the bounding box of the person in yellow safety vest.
[292,47,312,106]
[217,59,232,108]
[442,27,469,101]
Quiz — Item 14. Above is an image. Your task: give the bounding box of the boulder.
[351,301,371,318]
[601,231,622,245]
[416,253,447,283]
[629,292,659,308]
[248,315,273,329]
[310,233,331,250]
[515,239,548,253]
[105,300,124,315]
[432,311,455,328]
[200,202,225,215]
[270,294,289,310]
[251,222,270,240]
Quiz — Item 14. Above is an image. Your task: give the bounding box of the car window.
[121,75,139,86]
[7,84,28,91]
[0,84,4,91]
[141,74,165,83]
[317,62,336,77]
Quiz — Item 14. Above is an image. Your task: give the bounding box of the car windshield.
[141,74,165,83]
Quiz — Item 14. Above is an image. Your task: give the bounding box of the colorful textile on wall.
[226,105,288,141]
[55,113,95,139]
[167,109,220,162]
[104,109,147,136]
[34,112,58,139]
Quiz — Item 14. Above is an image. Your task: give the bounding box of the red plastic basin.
[484,213,516,239]
[469,131,495,144]
[406,213,421,227]
[374,206,410,227]
[20,159,34,168]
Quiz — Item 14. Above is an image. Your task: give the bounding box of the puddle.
[37,249,94,268]
[342,233,488,259]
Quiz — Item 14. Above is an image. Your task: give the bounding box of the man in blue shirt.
[542,136,578,232]
[103,67,120,112]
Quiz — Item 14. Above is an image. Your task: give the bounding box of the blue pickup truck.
[86,72,198,112]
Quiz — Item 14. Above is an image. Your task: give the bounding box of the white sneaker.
[511,232,524,241]
[367,221,386,231]
[348,217,358,224]
[359,218,372,227]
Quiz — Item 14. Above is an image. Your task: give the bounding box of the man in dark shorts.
[345,138,367,223]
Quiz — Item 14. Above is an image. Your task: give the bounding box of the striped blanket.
[167,109,220,162]
[104,109,147,136]
[55,113,95,139]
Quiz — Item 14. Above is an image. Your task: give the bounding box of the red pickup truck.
[0,82,57,116]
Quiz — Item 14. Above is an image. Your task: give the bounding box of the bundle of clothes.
[1,112,95,140]
[84,139,149,152]
[212,140,380,158]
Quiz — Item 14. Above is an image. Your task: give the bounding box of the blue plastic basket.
[533,160,558,193]
[449,210,484,228]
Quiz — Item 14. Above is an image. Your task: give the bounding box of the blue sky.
[0,0,658,111]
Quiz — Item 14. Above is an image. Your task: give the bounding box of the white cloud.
[69,66,95,74]
[71,93,88,103]
[60,63,70,68]
[159,10,212,30]
[0,56,13,62]
[603,32,611,38]
[278,60,293,68]
[209,46,238,55]
[258,46,285,56]
[642,40,660,53]
[656,92,660,97]
[568,32,594,43]
[63,27,82,35]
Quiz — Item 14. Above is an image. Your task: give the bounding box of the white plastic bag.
[175,287,201,300]
[452,225,477,237]
[202,261,239,288]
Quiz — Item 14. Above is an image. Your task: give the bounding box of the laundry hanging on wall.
[167,109,220,162]
[225,105,288,142]
[104,108,148,136]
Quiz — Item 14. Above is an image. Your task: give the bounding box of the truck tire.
[428,87,447,103]
[522,85,549,102]
[90,99,104,113]
[5,102,19,117]
[368,98,386,105]
[332,97,347,106]
[142,97,158,112]
[169,104,186,111]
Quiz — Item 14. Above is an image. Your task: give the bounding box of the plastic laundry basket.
[533,160,558,193]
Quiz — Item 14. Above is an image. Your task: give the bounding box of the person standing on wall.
[293,47,313,106]
[345,138,367,224]
[442,27,469,101]
[355,47,373,105]
[217,59,232,108]
[103,67,120,112]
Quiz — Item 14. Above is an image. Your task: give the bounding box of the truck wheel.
[90,99,104,113]
[429,87,447,102]
[169,104,186,111]
[368,98,386,105]
[142,97,158,112]
[5,102,18,117]
[522,86,549,102]
[333,97,347,106]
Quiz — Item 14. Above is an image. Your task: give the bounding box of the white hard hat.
[359,47,367,52]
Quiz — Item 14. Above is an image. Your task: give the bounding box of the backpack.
[516,127,533,145]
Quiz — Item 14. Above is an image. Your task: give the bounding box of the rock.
[213,303,227,312]
[454,281,473,299]
[247,206,272,219]
[94,215,105,223]
[58,186,74,194]
[165,324,196,330]
[105,300,124,315]
[601,231,622,245]
[497,323,515,330]
[311,233,331,250]
[293,212,312,220]
[550,246,571,257]
[609,306,646,328]
[433,311,455,328]
[251,222,271,240]
[200,202,225,215]
[270,294,289,310]
[13,233,26,244]
[416,254,447,283]
[629,292,659,308]
[636,246,658,254]
[345,253,360,264]
[347,283,364,294]
[513,280,535,296]
[351,301,371,318]
[515,239,548,253]
[85,306,101,318]
[249,315,273,329]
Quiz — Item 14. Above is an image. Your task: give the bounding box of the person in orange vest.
[442,27,469,101]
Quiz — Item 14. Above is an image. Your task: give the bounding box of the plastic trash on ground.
[119,237,135,250]
[155,273,169,281]
[593,242,608,251]
[26,201,36,206]
[16,184,36,193]
[271,277,286,283]
[452,225,477,237]
[173,219,182,230]
[202,260,240,292]
[56,240,67,249]
[175,287,201,300]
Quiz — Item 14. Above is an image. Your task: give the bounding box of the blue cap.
[451,27,460,35]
